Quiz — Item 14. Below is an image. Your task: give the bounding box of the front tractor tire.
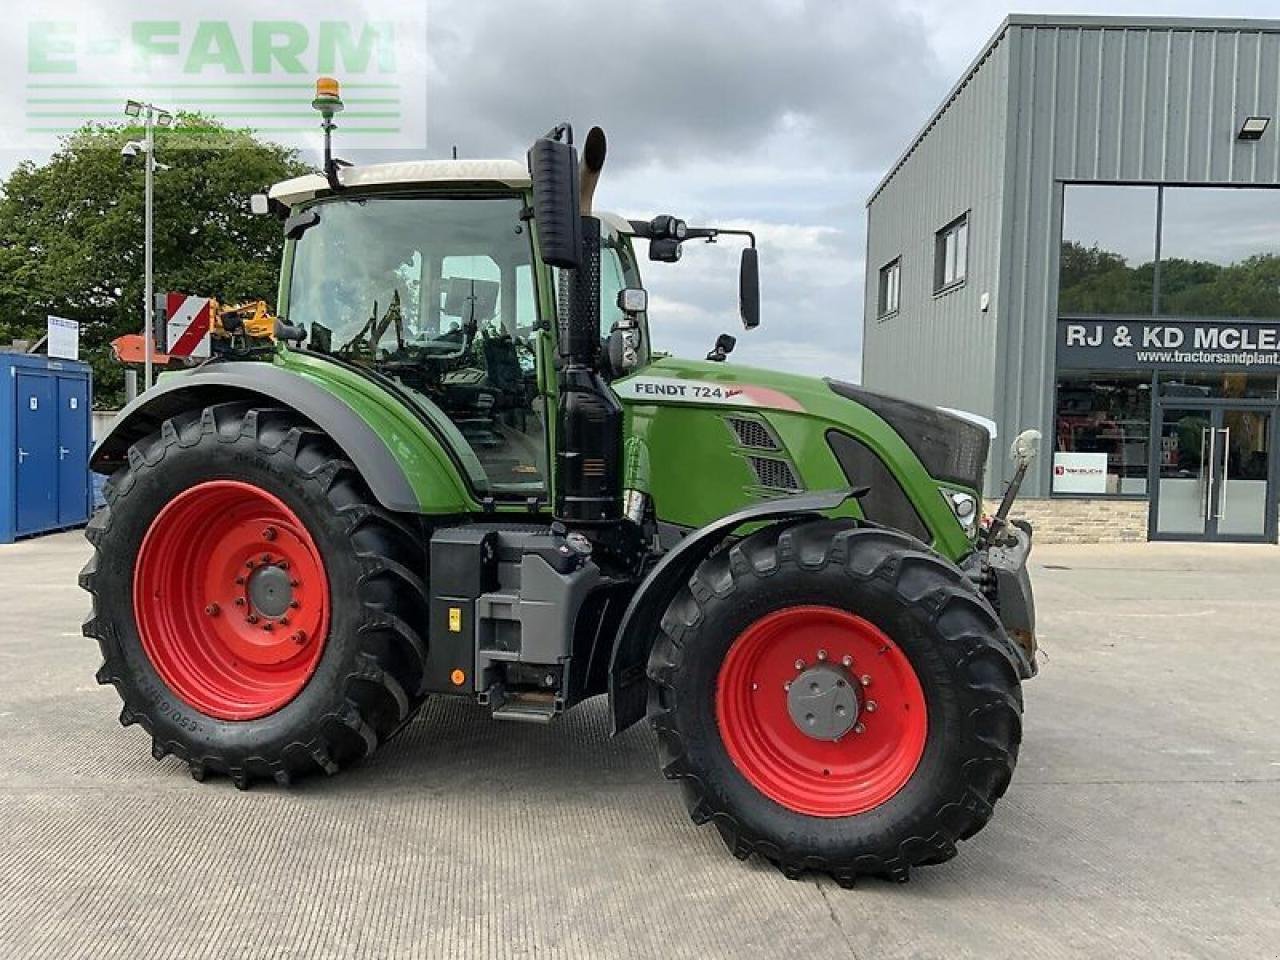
[81,402,429,787]
[648,520,1023,885]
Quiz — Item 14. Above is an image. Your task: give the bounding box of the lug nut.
[294,630,307,644]
[289,600,300,609]
[262,623,274,632]
[245,560,256,569]
[289,579,300,588]
[865,700,878,713]
[860,675,871,687]
[235,576,245,586]
[784,681,791,691]
[263,526,277,541]
[261,553,271,563]
[794,659,805,671]
[841,655,853,667]
[280,561,290,570]
[854,722,866,734]
[234,597,246,607]
[817,649,827,661]
[279,616,290,626]
[247,614,259,624]
[204,603,219,616]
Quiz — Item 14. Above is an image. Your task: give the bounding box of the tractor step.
[491,690,559,724]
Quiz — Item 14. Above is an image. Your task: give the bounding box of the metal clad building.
[864,15,1280,543]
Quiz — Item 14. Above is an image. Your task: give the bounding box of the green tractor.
[83,81,1040,885]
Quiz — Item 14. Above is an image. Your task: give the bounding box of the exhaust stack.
[554,125,623,525]
[578,127,607,215]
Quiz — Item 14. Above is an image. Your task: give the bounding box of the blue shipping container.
[0,353,93,543]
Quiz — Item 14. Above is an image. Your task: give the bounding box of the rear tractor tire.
[81,402,429,787]
[648,519,1023,885]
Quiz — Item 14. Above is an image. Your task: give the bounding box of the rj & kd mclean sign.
[1058,318,1280,372]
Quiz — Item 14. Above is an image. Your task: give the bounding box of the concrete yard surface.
[0,531,1278,959]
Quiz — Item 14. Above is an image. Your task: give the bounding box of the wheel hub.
[787,663,859,740]
[247,563,293,618]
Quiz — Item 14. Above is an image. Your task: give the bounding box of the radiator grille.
[725,416,779,450]
[747,455,802,492]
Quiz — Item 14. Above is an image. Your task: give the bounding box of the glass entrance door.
[1153,405,1274,541]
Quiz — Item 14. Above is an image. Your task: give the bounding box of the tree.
[0,116,310,406]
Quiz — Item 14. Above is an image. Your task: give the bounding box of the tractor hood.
[614,354,992,498]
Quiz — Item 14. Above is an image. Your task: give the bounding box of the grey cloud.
[422,0,948,175]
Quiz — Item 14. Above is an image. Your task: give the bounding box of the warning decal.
[164,293,214,359]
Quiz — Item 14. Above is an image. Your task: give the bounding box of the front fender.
[92,360,473,515]
[607,487,863,734]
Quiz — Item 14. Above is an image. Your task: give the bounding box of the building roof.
[269,158,531,206]
[866,13,1280,206]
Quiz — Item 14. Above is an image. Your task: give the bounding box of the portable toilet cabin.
[0,353,93,542]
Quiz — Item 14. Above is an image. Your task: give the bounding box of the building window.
[1157,187,1280,318]
[878,258,900,318]
[1053,371,1151,496]
[1060,184,1280,318]
[1060,185,1157,316]
[934,214,968,292]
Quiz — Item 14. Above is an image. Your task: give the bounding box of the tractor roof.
[268,159,531,207]
[268,159,636,236]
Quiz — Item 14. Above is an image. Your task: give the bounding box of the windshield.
[286,194,548,496]
[287,195,537,358]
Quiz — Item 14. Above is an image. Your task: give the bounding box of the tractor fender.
[608,488,863,734]
[92,362,421,513]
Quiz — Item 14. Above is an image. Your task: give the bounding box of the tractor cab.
[268,163,651,498]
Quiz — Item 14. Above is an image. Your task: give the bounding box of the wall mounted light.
[1238,116,1270,141]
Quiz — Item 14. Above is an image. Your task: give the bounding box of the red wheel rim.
[715,605,927,817]
[133,480,330,721]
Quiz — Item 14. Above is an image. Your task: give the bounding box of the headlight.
[941,488,979,530]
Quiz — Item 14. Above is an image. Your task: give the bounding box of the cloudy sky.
[4,1,1278,381]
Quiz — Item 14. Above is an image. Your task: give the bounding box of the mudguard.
[93,362,425,512]
[608,487,863,734]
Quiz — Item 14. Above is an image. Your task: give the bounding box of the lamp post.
[123,100,173,391]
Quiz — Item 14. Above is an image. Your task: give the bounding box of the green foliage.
[1058,241,1280,319]
[0,116,309,406]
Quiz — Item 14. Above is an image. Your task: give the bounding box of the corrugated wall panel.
[861,33,1009,426]
[998,23,1280,495]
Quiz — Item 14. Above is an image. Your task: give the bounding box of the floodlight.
[124,100,143,118]
[1239,116,1270,141]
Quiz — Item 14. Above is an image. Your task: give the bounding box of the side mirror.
[1010,429,1042,467]
[739,247,760,330]
[284,207,320,240]
[250,193,271,216]
[526,129,582,270]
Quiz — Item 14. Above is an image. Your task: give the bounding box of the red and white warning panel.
[164,293,214,359]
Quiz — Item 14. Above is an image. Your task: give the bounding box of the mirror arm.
[684,226,756,248]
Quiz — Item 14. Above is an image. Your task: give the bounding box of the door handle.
[1215,427,1230,520]
[59,446,70,460]
[1200,427,1214,519]
[17,448,28,464]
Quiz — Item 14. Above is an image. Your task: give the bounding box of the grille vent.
[726,416,780,450]
[747,455,802,491]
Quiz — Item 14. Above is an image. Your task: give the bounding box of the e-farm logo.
[19,1,426,150]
